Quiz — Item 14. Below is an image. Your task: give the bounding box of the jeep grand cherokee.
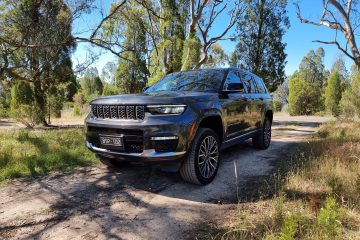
[85,68,273,185]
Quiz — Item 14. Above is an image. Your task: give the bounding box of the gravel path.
[0,115,330,240]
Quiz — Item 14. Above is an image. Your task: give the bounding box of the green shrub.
[340,73,360,118]
[10,81,42,128]
[102,84,119,96]
[65,101,74,109]
[288,74,323,115]
[278,215,299,240]
[317,197,342,237]
[273,99,282,112]
[73,105,81,116]
[324,70,342,116]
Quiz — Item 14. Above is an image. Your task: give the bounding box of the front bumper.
[85,109,196,163]
[86,141,186,162]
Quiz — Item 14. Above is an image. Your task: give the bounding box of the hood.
[90,91,218,105]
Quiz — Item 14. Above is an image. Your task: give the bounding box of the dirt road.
[0,115,330,240]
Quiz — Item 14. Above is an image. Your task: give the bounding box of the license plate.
[99,135,123,147]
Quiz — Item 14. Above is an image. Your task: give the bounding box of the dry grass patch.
[219,121,360,240]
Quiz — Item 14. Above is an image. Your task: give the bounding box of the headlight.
[147,105,187,115]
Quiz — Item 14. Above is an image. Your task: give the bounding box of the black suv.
[85,68,273,185]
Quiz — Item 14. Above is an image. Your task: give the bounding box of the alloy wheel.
[197,136,219,179]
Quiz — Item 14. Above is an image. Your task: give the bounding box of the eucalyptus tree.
[0,0,75,125]
[233,0,289,92]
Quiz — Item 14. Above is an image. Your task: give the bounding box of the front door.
[221,71,251,140]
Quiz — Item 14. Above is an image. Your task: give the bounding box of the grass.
[0,128,97,184]
[219,121,360,240]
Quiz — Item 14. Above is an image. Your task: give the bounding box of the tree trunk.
[33,78,48,126]
[355,57,360,70]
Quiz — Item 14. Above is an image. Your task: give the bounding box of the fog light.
[150,136,179,141]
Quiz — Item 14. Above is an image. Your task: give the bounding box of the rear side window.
[241,73,257,93]
[253,76,267,93]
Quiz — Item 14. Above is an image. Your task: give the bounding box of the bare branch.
[296,0,360,68]
[313,39,355,60]
[89,0,127,39]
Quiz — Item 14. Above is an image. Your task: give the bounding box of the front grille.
[91,105,145,120]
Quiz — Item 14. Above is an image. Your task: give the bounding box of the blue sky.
[72,0,353,76]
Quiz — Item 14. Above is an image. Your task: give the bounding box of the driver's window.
[223,71,245,93]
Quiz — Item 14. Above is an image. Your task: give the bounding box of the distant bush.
[73,105,81,116]
[288,74,323,115]
[102,84,119,96]
[324,70,342,116]
[273,99,282,112]
[10,81,42,128]
[340,73,360,118]
[65,101,74,109]
[73,92,85,107]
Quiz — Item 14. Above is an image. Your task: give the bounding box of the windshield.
[145,70,225,93]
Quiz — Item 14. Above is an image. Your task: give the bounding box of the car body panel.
[85,67,273,164]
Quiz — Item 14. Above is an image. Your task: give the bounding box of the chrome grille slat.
[91,105,145,120]
[126,106,135,119]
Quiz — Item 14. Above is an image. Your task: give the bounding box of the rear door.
[241,73,262,130]
[253,75,270,127]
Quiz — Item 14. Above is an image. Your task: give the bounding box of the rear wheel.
[252,117,272,149]
[180,128,220,185]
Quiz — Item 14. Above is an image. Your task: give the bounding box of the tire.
[180,128,221,185]
[252,117,272,149]
[97,155,128,169]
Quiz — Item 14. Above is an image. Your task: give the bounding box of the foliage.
[340,69,360,118]
[0,129,97,183]
[72,92,85,108]
[10,81,42,128]
[233,0,290,92]
[148,0,186,84]
[324,70,342,116]
[113,4,149,93]
[317,197,342,237]
[273,99,282,112]
[288,74,322,115]
[288,48,327,115]
[80,75,103,99]
[298,48,326,86]
[0,80,10,118]
[0,0,75,125]
[46,85,66,119]
[103,83,119,96]
[73,105,81,116]
[181,34,201,71]
[203,43,227,68]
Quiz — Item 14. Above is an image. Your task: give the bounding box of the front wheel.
[180,128,220,185]
[252,117,272,149]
